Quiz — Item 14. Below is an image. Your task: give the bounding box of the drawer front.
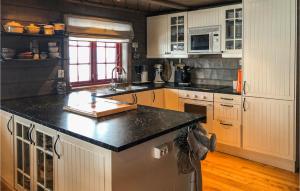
[179,90,213,101]
[214,93,241,104]
[212,120,241,148]
[214,102,241,123]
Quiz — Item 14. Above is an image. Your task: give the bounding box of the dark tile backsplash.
[183,57,241,86]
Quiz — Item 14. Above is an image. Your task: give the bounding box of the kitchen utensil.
[63,98,137,118]
[48,42,57,47]
[1,48,16,59]
[44,25,54,35]
[25,24,40,34]
[49,52,60,58]
[48,46,59,53]
[40,52,48,59]
[4,21,24,33]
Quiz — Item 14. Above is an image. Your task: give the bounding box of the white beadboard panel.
[56,133,112,191]
[214,102,241,123]
[146,15,168,58]
[243,0,296,100]
[188,8,221,28]
[242,97,295,161]
[213,121,241,148]
[0,110,14,187]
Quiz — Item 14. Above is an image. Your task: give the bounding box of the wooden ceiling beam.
[144,0,188,10]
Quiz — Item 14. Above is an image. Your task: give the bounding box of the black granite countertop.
[90,83,241,98]
[1,91,204,152]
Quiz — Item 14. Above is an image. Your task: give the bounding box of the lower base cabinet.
[0,110,14,187]
[55,133,112,191]
[242,97,295,161]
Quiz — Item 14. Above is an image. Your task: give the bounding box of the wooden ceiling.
[66,0,241,15]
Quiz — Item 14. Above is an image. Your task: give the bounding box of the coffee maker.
[175,64,191,85]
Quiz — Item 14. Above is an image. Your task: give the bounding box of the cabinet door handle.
[54,135,61,159]
[220,122,233,127]
[243,81,246,95]
[220,104,234,108]
[131,94,135,104]
[220,97,234,101]
[152,91,156,103]
[28,124,33,143]
[7,115,13,135]
[243,98,247,112]
[134,94,138,104]
[30,124,35,145]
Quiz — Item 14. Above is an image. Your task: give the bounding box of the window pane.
[78,41,90,46]
[107,64,116,79]
[97,42,105,47]
[106,48,116,63]
[97,47,105,63]
[69,47,77,64]
[69,41,77,46]
[97,64,106,80]
[78,47,90,63]
[69,65,78,82]
[78,65,91,81]
[106,43,116,47]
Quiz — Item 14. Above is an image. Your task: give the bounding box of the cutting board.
[63,98,137,118]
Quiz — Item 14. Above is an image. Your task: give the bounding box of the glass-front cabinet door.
[222,4,243,57]
[14,115,57,191]
[15,117,34,191]
[167,12,188,57]
[33,126,56,191]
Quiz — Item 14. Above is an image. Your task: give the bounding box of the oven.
[178,90,213,133]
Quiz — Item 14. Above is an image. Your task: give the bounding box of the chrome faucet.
[110,66,127,91]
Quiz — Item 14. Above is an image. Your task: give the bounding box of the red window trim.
[69,41,122,87]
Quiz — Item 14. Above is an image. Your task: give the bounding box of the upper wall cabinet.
[147,12,188,58]
[221,4,243,58]
[243,0,296,100]
[147,15,168,58]
[188,8,221,28]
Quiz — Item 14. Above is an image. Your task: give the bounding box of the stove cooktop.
[176,83,230,91]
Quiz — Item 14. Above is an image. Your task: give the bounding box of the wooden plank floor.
[1,152,299,191]
[202,152,300,191]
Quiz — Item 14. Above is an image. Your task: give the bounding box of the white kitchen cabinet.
[56,132,112,191]
[147,12,188,58]
[151,89,165,109]
[0,110,14,187]
[213,94,242,148]
[146,15,168,58]
[167,12,188,58]
[188,8,221,28]
[164,89,179,111]
[221,4,243,58]
[14,115,57,191]
[243,0,296,100]
[242,97,295,161]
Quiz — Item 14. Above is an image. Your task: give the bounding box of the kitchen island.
[1,90,205,191]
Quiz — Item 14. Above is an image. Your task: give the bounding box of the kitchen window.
[69,39,122,87]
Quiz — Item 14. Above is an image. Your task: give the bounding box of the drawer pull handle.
[54,135,61,159]
[30,124,35,145]
[220,122,233,127]
[220,97,234,101]
[220,104,234,108]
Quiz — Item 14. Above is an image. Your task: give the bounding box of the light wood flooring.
[1,152,299,191]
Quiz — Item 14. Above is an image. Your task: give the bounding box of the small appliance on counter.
[153,64,164,83]
[175,64,191,86]
[141,65,148,83]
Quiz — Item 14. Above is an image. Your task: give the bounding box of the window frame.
[69,40,122,87]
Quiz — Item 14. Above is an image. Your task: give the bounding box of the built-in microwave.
[188,25,221,54]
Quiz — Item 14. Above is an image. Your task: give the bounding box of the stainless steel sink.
[114,85,148,92]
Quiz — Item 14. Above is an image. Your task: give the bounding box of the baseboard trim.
[216,144,296,172]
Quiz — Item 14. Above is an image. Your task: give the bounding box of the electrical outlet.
[58,70,64,78]
[152,144,169,159]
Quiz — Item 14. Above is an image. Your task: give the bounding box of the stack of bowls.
[2,48,16,60]
[48,42,60,58]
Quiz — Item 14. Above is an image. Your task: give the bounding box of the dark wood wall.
[1,0,147,99]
